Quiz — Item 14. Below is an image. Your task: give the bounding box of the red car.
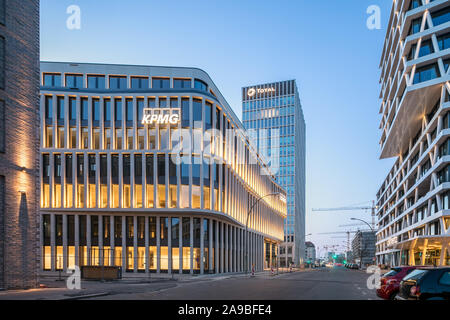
[377,266,423,300]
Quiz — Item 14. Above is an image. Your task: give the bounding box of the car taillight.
[410,285,420,297]
[387,279,397,285]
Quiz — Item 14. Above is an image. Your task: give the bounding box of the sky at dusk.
[41,0,396,256]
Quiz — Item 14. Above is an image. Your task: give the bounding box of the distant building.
[346,251,353,263]
[352,231,376,267]
[305,241,316,263]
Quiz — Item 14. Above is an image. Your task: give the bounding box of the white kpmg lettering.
[141,108,180,125]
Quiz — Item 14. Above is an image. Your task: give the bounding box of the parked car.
[397,267,450,300]
[376,266,422,300]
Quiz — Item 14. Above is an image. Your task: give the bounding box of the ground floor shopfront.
[41,213,280,275]
[376,236,450,267]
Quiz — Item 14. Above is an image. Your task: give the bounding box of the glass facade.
[242,80,306,267]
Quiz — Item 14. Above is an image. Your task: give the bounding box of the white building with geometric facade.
[376,0,450,267]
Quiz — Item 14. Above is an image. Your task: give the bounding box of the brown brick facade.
[0,0,40,289]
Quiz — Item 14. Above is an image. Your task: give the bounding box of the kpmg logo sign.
[247,87,275,97]
[141,108,181,125]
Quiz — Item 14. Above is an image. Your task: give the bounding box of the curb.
[61,292,111,300]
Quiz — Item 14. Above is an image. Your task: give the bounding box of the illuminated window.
[81,127,88,149]
[76,154,85,208]
[138,129,145,149]
[135,154,143,208]
[114,247,122,267]
[65,154,73,208]
[123,154,131,208]
[146,154,154,208]
[115,128,122,149]
[69,127,76,148]
[160,128,170,150]
[88,154,96,208]
[104,128,112,150]
[93,128,100,149]
[57,126,65,148]
[126,247,134,271]
[42,154,50,207]
[45,126,53,148]
[148,128,157,149]
[127,128,133,149]
[100,154,107,208]
[157,154,166,208]
[53,154,62,208]
[137,247,146,271]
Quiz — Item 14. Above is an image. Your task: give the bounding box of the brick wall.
[0,0,40,289]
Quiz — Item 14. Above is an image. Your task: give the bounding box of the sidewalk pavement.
[0,268,310,300]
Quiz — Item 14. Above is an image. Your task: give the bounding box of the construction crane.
[312,200,378,230]
[338,223,367,228]
[317,230,370,253]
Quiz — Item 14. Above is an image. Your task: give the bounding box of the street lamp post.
[244,192,284,275]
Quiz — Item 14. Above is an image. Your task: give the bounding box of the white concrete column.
[99,216,103,267]
[190,217,194,274]
[224,223,228,273]
[62,214,68,271]
[220,222,224,273]
[86,215,91,266]
[121,216,126,271]
[156,216,160,273]
[110,216,114,266]
[237,228,241,272]
[74,215,79,268]
[168,217,172,275]
[209,219,213,274]
[215,220,219,273]
[133,216,138,273]
[145,216,149,273]
[200,218,204,275]
[179,217,183,274]
[50,214,55,271]
[233,226,236,273]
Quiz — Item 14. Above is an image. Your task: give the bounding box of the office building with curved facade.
[376,0,450,267]
[39,62,286,275]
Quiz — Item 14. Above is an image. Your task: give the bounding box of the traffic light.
[343,260,347,264]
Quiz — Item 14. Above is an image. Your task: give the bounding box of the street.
[0,266,380,300]
[88,266,379,300]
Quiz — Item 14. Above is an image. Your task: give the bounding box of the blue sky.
[41,0,396,256]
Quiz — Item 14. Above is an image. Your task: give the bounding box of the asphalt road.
[89,266,380,300]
